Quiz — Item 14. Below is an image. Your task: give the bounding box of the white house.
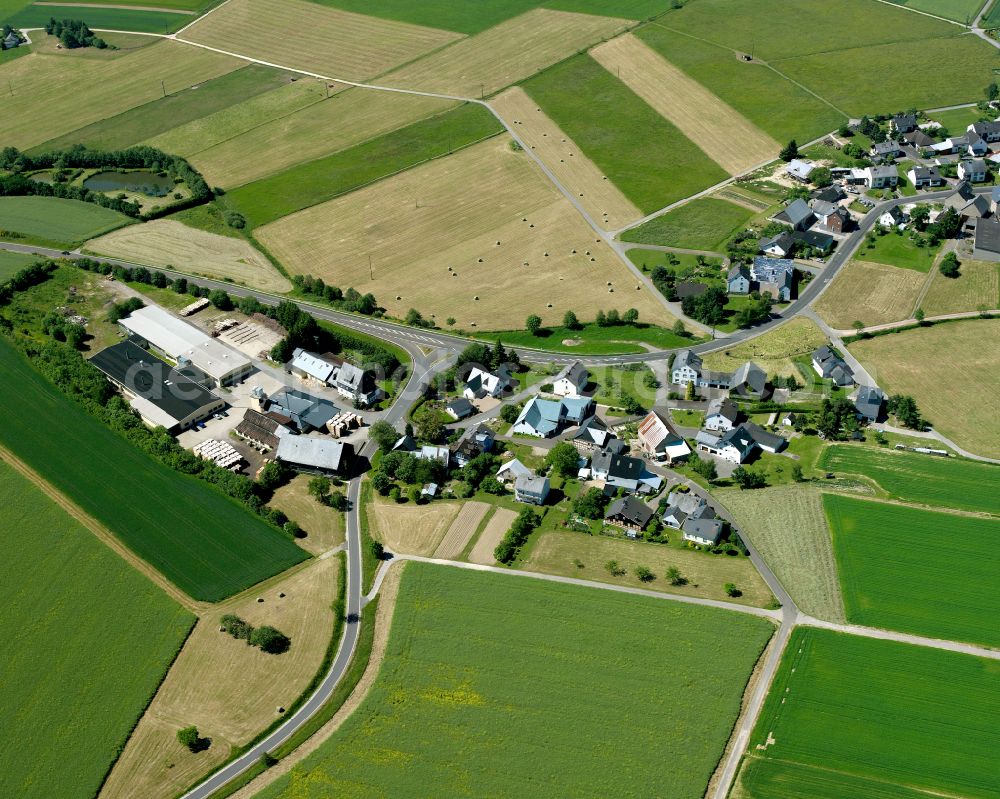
[958,159,988,183]
[671,349,702,385]
[510,396,593,438]
[908,166,945,189]
[462,367,508,400]
[551,361,588,397]
[514,474,549,505]
[878,206,907,229]
[704,397,739,432]
[969,120,1000,143]
[865,165,898,190]
[786,159,815,182]
[637,410,691,463]
[696,427,757,464]
[496,458,532,486]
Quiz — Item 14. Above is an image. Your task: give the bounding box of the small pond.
[83,170,174,197]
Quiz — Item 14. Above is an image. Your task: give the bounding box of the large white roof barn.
[118,305,252,387]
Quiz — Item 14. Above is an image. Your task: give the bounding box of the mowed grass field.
[858,232,940,272]
[101,557,339,799]
[493,87,642,230]
[820,445,1000,515]
[524,53,727,214]
[8,4,190,32]
[0,196,132,245]
[0,457,194,799]
[848,319,1000,458]
[826,494,1000,647]
[814,260,925,329]
[621,197,755,249]
[180,0,460,82]
[0,337,307,601]
[742,628,1000,799]
[0,248,38,280]
[176,86,454,188]
[717,485,844,622]
[227,103,502,227]
[702,316,827,378]
[257,562,775,799]
[921,258,1000,315]
[34,65,290,153]
[369,491,461,555]
[0,40,240,149]
[257,138,670,328]
[268,474,345,555]
[589,33,779,174]
[382,8,631,99]
[635,24,845,145]
[85,219,292,292]
[884,0,985,23]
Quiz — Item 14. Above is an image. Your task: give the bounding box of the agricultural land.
[814,260,926,329]
[826,493,1000,648]
[255,562,774,799]
[742,628,1000,799]
[848,319,1000,458]
[0,196,132,246]
[0,457,194,799]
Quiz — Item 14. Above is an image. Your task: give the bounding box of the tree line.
[44,18,107,49]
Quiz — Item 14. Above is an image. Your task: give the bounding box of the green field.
[743,628,1000,799]
[620,197,755,249]
[985,0,1000,26]
[928,104,988,133]
[8,3,190,32]
[0,248,37,280]
[33,65,289,153]
[479,321,699,354]
[523,54,728,214]
[820,445,1000,515]
[0,336,308,601]
[258,562,774,799]
[857,230,939,271]
[825,494,1000,647]
[0,196,132,245]
[227,103,502,227]
[52,0,216,9]
[0,457,194,799]
[311,0,668,34]
[635,24,845,144]
[884,0,984,23]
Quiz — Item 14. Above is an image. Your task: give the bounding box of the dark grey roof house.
[605,496,654,531]
[811,345,855,386]
[973,217,1000,261]
[266,388,339,433]
[854,385,884,422]
[773,198,814,230]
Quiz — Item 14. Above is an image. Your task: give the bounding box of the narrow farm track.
[0,443,202,613]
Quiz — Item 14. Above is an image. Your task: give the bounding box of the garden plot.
[369,493,461,556]
[590,33,779,174]
[256,139,669,329]
[469,507,515,564]
[492,87,642,230]
[179,0,461,82]
[86,219,292,293]
[380,8,631,98]
[433,501,490,559]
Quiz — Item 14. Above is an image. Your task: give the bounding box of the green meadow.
[0,248,37,280]
[0,336,308,601]
[744,628,1000,799]
[825,494,1000,647]
[8,3,190,32]
[0,457,193,799]
[0,196,132,246]
[820,445,1000,515]
[258,562,774,799]
[523,54,727,214]
[620,197,755,250]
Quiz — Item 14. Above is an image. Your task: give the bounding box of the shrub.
[250,625,291,654]
[176,725,209,753]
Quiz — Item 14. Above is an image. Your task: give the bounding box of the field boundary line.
[819,484,1000,520]
[173,0,234,37]
[869,0,971,26]
[0,443,202,613]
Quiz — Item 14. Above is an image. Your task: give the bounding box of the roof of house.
[235,408,285,449]
[555,360,588,388]
[811,185,844,203]
[947,182,991,216]
[791,230,834,250]
[759,230,794,252]
[706,396,739,424]
[673,348,703,372]
[605,496,653,528]
[727,264,751,281]
[513,397,562,435]
[267,388,339,431]
[276,436,350,472]
[855,385,884,418]
[682,517,725,544]
[392,434,417,452]
[89,340,221,428]
[774,198,813,227]
[962,158,988,172]
[872,139,901,154]
[446,397,474,417]
[903,130,935,147]
[591,448,643,482]
[744,421,786,452]
[719,424,757,456]
[497,458,533,479]
[892,113,916,128]
[290,348,337,383]
[695,429,721,448]
[572,414,611,447]
[970,120,1000,136]
[910,165,943,181]
[335,362,372,395]
[975,217,1000,254]
[119,305,251,382]
[751,256,795,281]
[880,205,905,222]
[867,164,899,179]
[561,396,593,421]
[786,159,815,180]
[730,361,768,395]
[813,345,855,384]
[637,410,684,453]
[515,474,549,496]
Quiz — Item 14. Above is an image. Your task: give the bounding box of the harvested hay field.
[86,219,292,293]
[179,0,461,82]
[0,41,240,149]
[701,317,827,378]
[100,556,340,799]
[492,87,642,230]
[469,507,515,564]
[717,485,845,622]
[184,87,454,188]
[257,139,670,329]
[921,258,1000,316]
[433,501,490,559]
[381,8,631,98]
[814,260,925,330]
[849,319,1000,459]
[268,474,345,554]
[590,34,779,174]
[369,494,461,556]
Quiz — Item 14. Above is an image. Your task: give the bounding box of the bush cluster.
[494,507,540,564]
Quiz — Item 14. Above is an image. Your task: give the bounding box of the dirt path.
[35,1,195,13]
[0,444,201,613]
[227,560,406,799]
